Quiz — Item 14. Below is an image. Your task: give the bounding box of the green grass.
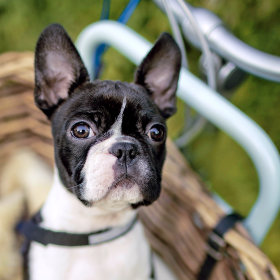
[1,0,280,271]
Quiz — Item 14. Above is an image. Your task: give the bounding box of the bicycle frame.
[76,20,280,245]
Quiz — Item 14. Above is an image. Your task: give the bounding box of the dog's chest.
[28,222,151,280]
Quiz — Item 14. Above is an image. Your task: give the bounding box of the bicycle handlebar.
[153,0,280,82]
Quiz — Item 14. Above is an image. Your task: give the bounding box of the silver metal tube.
[208,27,280,82]
[153,0,280,82]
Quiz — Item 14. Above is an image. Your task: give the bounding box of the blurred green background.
[0,0,279,270]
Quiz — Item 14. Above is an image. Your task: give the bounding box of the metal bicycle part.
[161,0,216,146]
[76,21,280,244]
[159,0,247,147]
[153,0,280,82]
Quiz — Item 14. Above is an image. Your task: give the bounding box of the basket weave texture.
[0,52,279,280]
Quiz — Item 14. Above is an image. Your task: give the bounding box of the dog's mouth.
[96,175,142,206]
[111,175,137,190]
[77,175,142,207]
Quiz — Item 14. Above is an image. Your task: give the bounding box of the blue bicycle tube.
[118,0,141,24]
[93,0,141,79]
[93,0,110,79]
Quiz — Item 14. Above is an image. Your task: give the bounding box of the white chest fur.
[28,173,152,280]
[29,223,151,280]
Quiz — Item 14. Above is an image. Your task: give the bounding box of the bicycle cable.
[172,0,216,147]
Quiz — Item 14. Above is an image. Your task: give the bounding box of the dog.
[19,23,181,280]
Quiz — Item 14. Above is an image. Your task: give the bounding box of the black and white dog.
[21,24,181,280]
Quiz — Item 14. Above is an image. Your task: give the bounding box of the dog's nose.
[109,142,138,165]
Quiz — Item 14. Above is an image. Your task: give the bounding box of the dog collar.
[16,211,138,247]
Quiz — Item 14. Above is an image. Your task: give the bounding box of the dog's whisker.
[67,183,82,191]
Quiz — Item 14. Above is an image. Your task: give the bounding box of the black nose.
[109,142,139,165]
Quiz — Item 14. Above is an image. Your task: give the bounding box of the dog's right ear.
[34,24,89,118]
[134,33,181,119]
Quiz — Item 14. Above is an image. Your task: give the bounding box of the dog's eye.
[71,122,94,139]
[148,124,166,142]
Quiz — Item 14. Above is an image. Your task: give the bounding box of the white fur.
[82,137,121,202]
[82,133,147,205]
[28,172,177,280]
[29,172,150,280]
[111,96,127,136]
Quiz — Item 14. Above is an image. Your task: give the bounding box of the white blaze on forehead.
[111,96,127,136]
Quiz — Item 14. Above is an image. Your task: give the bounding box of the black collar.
[16,211,138,247]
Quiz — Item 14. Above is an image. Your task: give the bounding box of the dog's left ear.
[135,33,181,118]
[34,24,90,118]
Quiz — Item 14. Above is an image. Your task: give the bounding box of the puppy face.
[34,24,181,208]
[52,81,167,207]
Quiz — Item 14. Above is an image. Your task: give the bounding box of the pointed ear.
[34,24,89,118]
[134,33,181,118]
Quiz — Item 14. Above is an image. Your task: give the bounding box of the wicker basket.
[0,52,279,280]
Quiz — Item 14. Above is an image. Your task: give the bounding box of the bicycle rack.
[76,20,280,245]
